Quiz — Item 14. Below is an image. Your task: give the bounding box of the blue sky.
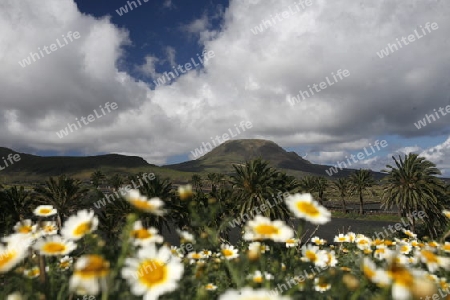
[1,0,450,174]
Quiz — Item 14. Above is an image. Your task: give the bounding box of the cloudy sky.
[1,0,450,174]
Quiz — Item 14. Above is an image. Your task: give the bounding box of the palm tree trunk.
[359,190,364,214]
[341,196,347,213]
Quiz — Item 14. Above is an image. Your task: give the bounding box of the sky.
[1,0,450,174]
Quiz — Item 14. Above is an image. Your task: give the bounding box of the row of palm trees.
[0,153,448,240]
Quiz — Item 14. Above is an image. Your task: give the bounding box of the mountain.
[0,147,153,181]
[164,139,383,179]
[0,139,386,183]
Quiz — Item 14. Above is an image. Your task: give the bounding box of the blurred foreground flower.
[243,216,294,242]
[70,254,110,295]
[178,184,193,200]
[0,236,28,273]
[13,219,36,234]
[285,193,330,224]
[125,189,165,215]
[61,210,98,240]
[122,244,184,300]
[130,220,163,246]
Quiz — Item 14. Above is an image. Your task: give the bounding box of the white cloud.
[1,0,450,170]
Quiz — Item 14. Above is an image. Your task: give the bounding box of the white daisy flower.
[314,277,331,292]
[61,210,98,241]
[0,235,29,273]
[311,236,326,246]
[355,236,372,250]
[130,220,163,246]
[345,232,357,243]
[59,255,73,270]
[33,205,57,217]
[285,193,331,224]
[334,234,349,243]
[125,189,165,215]
[247,270,274,283]
[69,254,110,295]
[285,238,299,248]
[23,266,40,278]
[243,216,294,242]
[205,283,217,291]
[248,242,270,253]
[362,257,391,287]
[39,221,58,236]
[201,249,212,258]
[301,244,328,267]
[176,230,195,243]
[33,235,76,256]
[220,244,239,260]
[122,244,184,300]
[218,287,291,299]
[13,219,37,234]
[443,209,450,219]
[178,184,193,200]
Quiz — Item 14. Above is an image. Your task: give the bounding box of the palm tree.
[138,175,189,231]
[381,154,447,236]
[191,174,203,192]
[314,176,329,205]
[34,175,89,226]
[230,159,291,221]
[332,177,350,213]
[300,175,317,193]
[109,174,124,191]
[90,170,106,188]
[0,186,33,221]
[349,169,375,214]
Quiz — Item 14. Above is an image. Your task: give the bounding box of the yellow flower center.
[137,259,167,287]
[296,201,320,216]
[0,250,17,269]
[390,265,414,287]
[191,253,202,259]
[253,276,263,283]
[39,208,52,214]
[363,264,375,279]
[42,242,67,254]
[255,225,279,235]
[19,226,32,234]
[74,222,92,236]
[421,250,438,263]
[305,250,317,262]
[60,261,70,268]
[130,199,154,211]
[131,229,152,239]
[222,249,234,257]
[74,255,109,278]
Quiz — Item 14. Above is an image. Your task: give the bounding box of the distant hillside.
[164,139,384,179]
[0,147,151,177]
